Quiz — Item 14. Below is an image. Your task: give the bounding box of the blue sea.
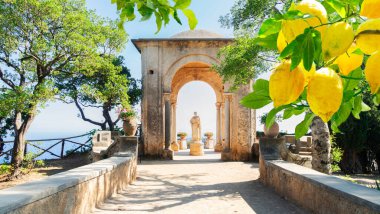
[1,132,93,163]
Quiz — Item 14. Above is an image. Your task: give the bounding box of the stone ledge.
[264,160,380,213]
[0,156,132,213]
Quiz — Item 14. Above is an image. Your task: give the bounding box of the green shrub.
[331,137,343,172]
[0,164,11,175]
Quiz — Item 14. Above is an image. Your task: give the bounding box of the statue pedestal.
[190,141,204,156]
[204,139,214,149]
[214,142,223,152]
[171,141,179,151]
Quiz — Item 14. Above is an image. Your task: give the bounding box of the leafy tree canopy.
[111,0,198,33]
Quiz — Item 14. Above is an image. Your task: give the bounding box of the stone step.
[299,151,312,156]
[299,146,312,152]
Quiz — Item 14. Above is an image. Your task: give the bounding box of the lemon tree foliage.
[111,0,198,33]
[241,0,380,138]
[0,0,124,177]
[215,0,292,90]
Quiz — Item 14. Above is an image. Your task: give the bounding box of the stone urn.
[264,122,279,138]
[123,117,138,136]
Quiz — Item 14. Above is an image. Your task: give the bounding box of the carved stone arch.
[163,54,220,93]
[170,62,224,104]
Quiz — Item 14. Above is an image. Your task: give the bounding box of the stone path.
[93,150,307,214]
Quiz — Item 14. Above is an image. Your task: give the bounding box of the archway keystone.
[132,30,255,160]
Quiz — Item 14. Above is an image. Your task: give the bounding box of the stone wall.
[260,159,380,213]
[0,155,137,214]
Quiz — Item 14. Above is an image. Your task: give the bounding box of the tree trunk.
[103,104,114,131]
[10,112,34,179]
[310,116,331,174]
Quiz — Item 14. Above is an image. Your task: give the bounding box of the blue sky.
[19,0,302,140]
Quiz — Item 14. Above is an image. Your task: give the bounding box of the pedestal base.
[214,143,223,152]
[162,149,174,160]
[190,142,204,156]
[171,141,179,151]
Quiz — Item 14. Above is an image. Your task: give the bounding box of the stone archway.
[132,30,256,161]
[170,62,225,153]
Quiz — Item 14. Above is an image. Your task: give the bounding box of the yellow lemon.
[282,0,328,43]
[322,22,354,60]
[356,19,380,55]
[335,44,363,76]
[307,67,343,122]
[365,51,380,94]
[360,0,380,19]
[269,61,306,108]
[302,62,316,86]
[277,31,288,53]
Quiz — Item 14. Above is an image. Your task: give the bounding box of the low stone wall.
[0,154,137,214]
[260,160,380,214]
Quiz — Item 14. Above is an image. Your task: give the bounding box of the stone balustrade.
[259,137,380,214]
[0,136,138,214]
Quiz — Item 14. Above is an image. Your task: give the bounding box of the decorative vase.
[123,117,138,136]
[263,122,279,138]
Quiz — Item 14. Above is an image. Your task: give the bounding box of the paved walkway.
[93,150,307,214]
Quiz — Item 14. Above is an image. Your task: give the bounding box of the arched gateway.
[132,30,256,161]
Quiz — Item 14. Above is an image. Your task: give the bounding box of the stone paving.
[93,150,307,214]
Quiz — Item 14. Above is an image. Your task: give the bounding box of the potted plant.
[119,108,138,136]
[177,132,187,140]
[204,132,214,139]
[260,113,281,138]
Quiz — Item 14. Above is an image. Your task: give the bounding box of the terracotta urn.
[180,135,186,140]
[263,122,279,138]
[123,117,138,136]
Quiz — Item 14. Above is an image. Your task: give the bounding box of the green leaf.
[121,4,136,21]
[302,29,314,71]
[182,9,197,30]
[279,38,297,59]
[173,10,182,25]
[325,0,346,18]
[266,105,288,128]
[343,68,363,91]
[283,108,294,120]
[241,79,271,109]
[253,79,269,92]
[258,18,282,38]
[174,0,191,9]
[138,6,154,21]
[240,92,272,109]
[312,30,322,64]
[374,93,380,106]
[154,11,163,34]
[282,10,305,20]
[290,34,305,70]
[146,0,155,9]
[295,113,315,139]
[361,102,371,112]
[283,106,306,119]
[331,101,352,130]
[158,0,170,6]
[253,33,278,50]
[352,96,362,119]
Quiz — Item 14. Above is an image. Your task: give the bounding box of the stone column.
[220,101,226,149]
[170,102,179,151]
[164,99,171,150]
[171,102,177,144]
[214,102,223,152]
[224,95,231,151]
[163,93,173,159]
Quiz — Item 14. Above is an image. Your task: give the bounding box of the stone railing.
[0,136,138,214]
[259,136,380,214]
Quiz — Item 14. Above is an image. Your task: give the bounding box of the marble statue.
[189,112,204,156]
[190,112,201,142]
